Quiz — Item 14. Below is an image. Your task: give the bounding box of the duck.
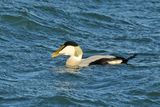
[52,41,136,68]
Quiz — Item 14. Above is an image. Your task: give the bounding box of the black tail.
[123,54,137,63]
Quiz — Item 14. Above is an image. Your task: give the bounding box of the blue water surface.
[0,0,160,106]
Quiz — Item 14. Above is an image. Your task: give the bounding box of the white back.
[79,55,116,67]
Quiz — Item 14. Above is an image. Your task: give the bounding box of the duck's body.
[52,41,136,68]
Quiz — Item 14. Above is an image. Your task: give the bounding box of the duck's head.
[52,41,83,58]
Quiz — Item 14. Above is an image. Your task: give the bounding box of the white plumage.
[52,41,136,68]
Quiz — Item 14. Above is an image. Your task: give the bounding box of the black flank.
[89,54,137,65]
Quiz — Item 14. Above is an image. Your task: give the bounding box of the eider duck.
[52,41,136,68]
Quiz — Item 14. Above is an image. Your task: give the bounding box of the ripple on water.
[0,0,160,106]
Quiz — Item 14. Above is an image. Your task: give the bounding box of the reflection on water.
[53,66,80,73]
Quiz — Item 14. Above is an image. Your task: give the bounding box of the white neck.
[66,55,82,68]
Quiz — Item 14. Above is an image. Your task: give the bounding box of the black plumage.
[89,54,137,65]
[64,41,79,46]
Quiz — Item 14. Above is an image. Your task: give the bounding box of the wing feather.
[79,55,116,67]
